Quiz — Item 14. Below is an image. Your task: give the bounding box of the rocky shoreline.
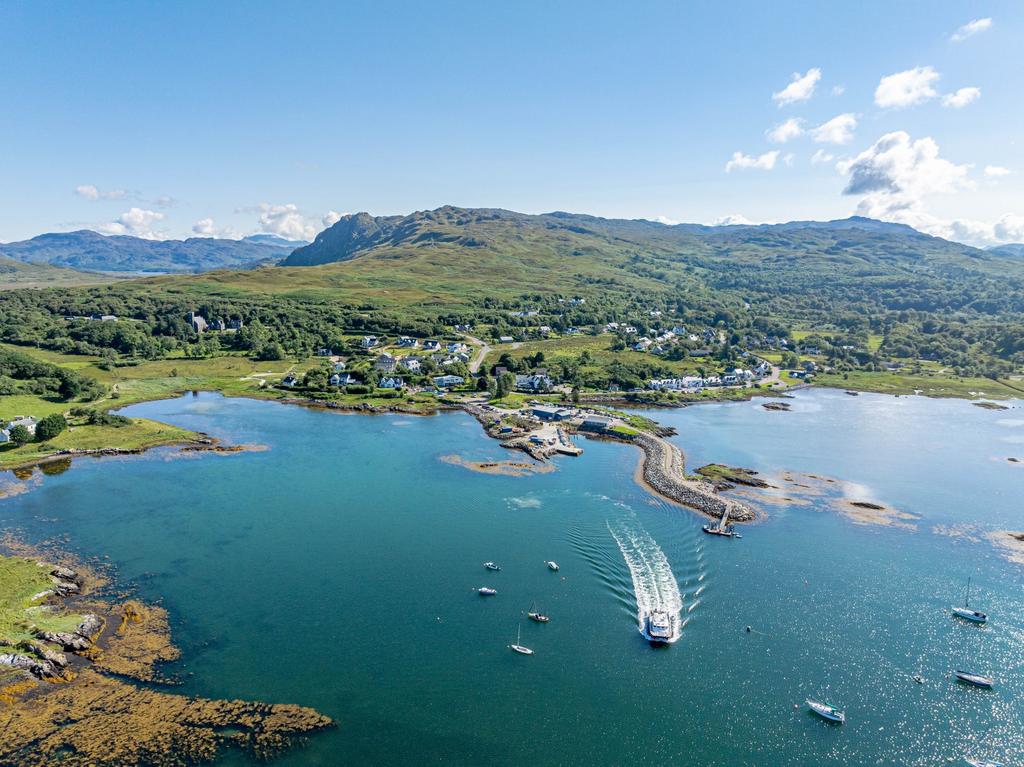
[0,546,333,765]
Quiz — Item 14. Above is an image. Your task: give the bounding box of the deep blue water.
[2,389,1023,766]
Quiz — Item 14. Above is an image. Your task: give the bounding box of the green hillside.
[0,207,1021,384]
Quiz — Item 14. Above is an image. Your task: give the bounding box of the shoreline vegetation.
[0,540,332,765]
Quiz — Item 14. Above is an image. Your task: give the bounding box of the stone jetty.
[634,433,755,522]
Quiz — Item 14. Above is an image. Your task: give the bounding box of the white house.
[446,342,469,354]
[498,336,515,343]
[423,340,441,351]
[379,376,403,389]
[515,373,553,392]
[433,374,465,388]
[329,373,356,386]
[396,336,419,348]
[361,336,379,349]
[281,375,299,387]
[399,358,422,373]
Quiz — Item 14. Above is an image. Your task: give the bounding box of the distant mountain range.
[988,243,1024,257]
[0,230,308,273]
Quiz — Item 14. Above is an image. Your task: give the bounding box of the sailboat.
[954,670,994,688]
[527,601,550,623]
[509,624,533,655]
[952,577,988,624]
[806,698,845,723]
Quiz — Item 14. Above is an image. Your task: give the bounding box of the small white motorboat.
[477,587,497,596]
[483,562,501,571]
[509,624,533,655]
[545,560,559,572]
[806,699,845,723]
[965,760,1005,767]
[954,670,994,688]
[952,577,988,624]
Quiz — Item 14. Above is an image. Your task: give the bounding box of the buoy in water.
[745,625,752,633]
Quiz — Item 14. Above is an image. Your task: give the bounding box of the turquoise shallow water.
[2,390,1024,766]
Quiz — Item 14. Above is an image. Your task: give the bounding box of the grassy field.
[0,418,201,469]
[814,369,1022,399]
[483,334,713,380]
[0,555,85,649]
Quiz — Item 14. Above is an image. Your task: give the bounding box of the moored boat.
[965,760,1005,767]
[702,524,740,538]
[806,698,845,723]
[954,670,994,688]
[527,601,550,623]
[477,587,497,596]
[545,560,559,571]
[483,562,501,571]
[509,624,533,655]
[952,578,987,623]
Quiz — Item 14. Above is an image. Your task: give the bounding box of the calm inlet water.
[3,390,1024,766]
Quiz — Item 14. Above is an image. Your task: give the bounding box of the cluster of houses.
[647,362,771,391]
[0,415,37,443]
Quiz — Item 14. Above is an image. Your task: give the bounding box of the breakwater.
[634,433,756,522]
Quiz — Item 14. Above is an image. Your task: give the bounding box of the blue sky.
[1,1,1021,245]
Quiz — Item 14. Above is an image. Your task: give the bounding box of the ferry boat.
[954,670,994,688]
[806,699,845,723]
[483,562,501,571]
[642,609,676,644]
[477,587,497,596]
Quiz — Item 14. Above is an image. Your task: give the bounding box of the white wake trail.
[607,518,683,642]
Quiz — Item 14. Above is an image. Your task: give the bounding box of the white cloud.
[99,208,165,239]
[984,165,1011,178]
[767,118,804,143]
[951,17,992,42]
[154,195,176,208]
[242,203,326,241]
[725,150,780,172]
[831,85,846,96]
[191,218,242,239]
[811,149,835,164]
[834,131,1024,247]
[74,184,126,201]
[772,68,821,106]
[713,214,755,226]
[941,86,981,109]
[192,218,216,236]
[874,66,940,108]
[322,210,344,228]
[993,214,1024,242]
[810,113,858,145]
[650,215,679,225]
[783,153,795,167]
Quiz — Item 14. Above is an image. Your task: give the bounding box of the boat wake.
[607,518,684,643]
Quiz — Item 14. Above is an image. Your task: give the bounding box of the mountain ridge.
[0,230,308,273]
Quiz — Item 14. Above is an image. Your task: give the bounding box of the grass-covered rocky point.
[0,545,332,765]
